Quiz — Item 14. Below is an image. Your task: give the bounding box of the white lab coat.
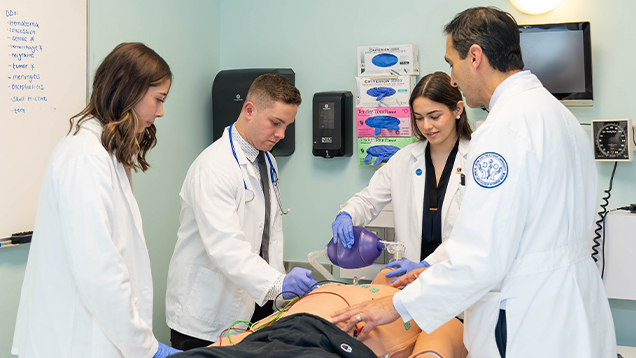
[341,138,470,265]
[165,127,285,341]
[399,72,616,357]
[12,119,158,358]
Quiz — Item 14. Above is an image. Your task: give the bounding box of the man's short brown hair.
[245,74,302,109]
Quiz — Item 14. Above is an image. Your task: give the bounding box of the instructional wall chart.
[1,0,86,238]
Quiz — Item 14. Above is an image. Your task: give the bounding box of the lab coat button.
[259,222,264,228]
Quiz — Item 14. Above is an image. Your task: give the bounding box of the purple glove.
[153,342,182,358]
[384,259,430,281]
[332,212,354,249]
[282,267,317,298]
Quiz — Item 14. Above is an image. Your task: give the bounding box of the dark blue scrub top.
[420,139,460,261]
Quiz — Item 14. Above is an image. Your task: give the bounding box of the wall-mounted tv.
[519,22,593,107]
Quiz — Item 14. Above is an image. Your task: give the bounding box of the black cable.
[601,213,607,279]
[591,161,618,279]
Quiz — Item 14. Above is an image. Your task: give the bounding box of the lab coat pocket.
[186,267,238,325]
[463,292,502,358]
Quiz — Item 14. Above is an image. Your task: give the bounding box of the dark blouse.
[420,139,460,261]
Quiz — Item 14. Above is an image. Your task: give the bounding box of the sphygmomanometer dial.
[595,122,628,159]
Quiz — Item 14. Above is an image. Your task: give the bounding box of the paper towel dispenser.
[212,68,295,156]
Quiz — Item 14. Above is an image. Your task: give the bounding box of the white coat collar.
[489,70,529,109]
[409,137,469,160]
[457,137,469,157]
[409,139,427,160]
[76,117,103,135]
[489,71,543,113]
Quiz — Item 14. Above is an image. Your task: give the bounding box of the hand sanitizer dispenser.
[312,91,353,158]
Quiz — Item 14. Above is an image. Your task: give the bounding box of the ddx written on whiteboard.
[11,96,47,102]
[9,74,41,82]
[6,10,18,16]
[9,46,43,61]
[9,63,35,70]
[10,35,37,42]
[9,44,44,53]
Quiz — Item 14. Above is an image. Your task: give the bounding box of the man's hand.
[282,267,317,298]
[329,295,401,340]
[390,266,429,288]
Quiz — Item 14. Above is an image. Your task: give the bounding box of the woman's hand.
[389,266,429,288]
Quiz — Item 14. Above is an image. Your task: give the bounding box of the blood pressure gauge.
[591,119,634,162]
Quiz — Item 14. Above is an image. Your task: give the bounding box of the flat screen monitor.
[519,22,593,107]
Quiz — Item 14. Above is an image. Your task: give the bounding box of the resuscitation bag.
[327,226,384,269]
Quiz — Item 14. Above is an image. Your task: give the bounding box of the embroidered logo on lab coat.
[472,152,508,188]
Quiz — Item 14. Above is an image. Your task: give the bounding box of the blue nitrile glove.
[364,145,400,166]
[367,87,396,101]
[372,53,399,68]
[365,115,400,136]
[332,212,354,249]
[153,342,182,358]
[384,259,430,282]
[282,267,318,298]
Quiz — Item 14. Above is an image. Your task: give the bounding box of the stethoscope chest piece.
[244,188,255,202]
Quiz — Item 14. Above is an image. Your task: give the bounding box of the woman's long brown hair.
[69,42,172,172]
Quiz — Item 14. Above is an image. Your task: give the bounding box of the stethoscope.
[229,124,290,215]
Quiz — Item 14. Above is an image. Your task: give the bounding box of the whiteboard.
[1,0,87,239]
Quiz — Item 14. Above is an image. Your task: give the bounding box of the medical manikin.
[169,228,467,358]
[172,277,466,358]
